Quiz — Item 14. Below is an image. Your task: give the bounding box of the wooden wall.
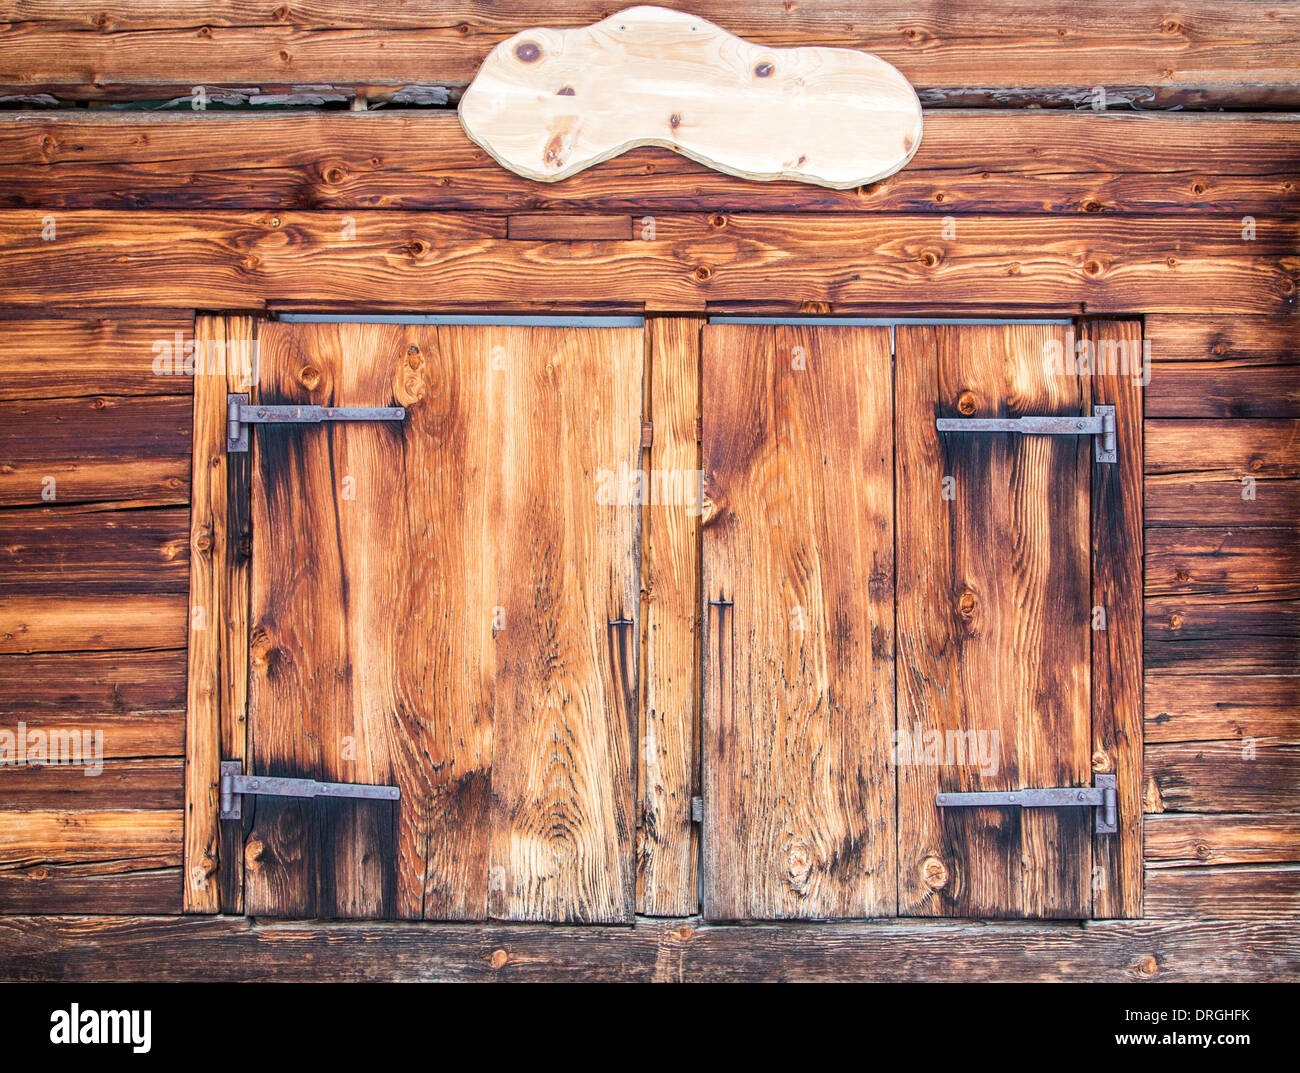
[0,0,1296,980]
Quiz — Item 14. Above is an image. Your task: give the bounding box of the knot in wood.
[922,856,949,890]
[515,41,541,63]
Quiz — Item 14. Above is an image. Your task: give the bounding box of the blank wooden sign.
[459,5,923,190]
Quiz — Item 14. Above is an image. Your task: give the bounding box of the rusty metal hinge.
[219,760,400,819]
[936,774,1117,834]
[227,393,406,453]
[936,405,1116,463]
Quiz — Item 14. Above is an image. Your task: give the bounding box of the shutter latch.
[226,393,406,453]
[937,405,1116,463]
[936,773,1117,834]
[219,761,400,819]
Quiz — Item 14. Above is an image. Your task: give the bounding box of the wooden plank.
[0,211,1295,314]
[702,323,895,920]
[1146,420,1300,480]
[1146,742,1300,813]
[896,324,1091,919]
[0,759,183,810]
[1146,314,1300,364]
[0,507,188,595]
[1144,866,1300,919]
[183,314,236,914]
[0,650,186,758]
[1147,527,1300,598]
[507,215,633,240]
[638,316,700,917]
[1148,364,1300,419]
[1087,320,1143,918]
[0,394,191,507]
[0,809,182,865]
[1145,475,1300,527]
[1146,814,1300,867]
[1,1,1298,107]
[2,112,1297,216]
[0,915,1294,983]
[1146,593,1300,674]
[0,864,181,914]
[0,593,186,653]
[0,316,192,400]
[1145,674,1300,744]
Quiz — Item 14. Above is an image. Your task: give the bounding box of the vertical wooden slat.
[183,313,221,913]
[896,324,1092,919]
[701,323,896,920]
[637,316,702,917]
[1087,319,1145,918]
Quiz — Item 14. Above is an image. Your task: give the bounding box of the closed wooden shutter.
[244,321,643,921]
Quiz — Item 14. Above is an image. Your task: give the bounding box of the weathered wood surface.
[0,393,191,507]
[0,594,186,654]
[0,507,188,594]
[1,1,1298,107]
[0,811,182,915]
[1146,742,1300,813]
[1146,674,1300,744]
[184,315,254,914]
[0,211,1295,315]
[1144,866,1300,919]
[0,650,186,758]
[2,112,1296,216]
[637,316,700,917]
[702,324,894,920]
[248,322,642,921]
[459,7,921,189]
[1146,528,1300,598]
[1146,814,1300,867]
[1088,320,1144,918]
[1146,593,1300,674]
[1145,419,1300,527]
[0,316,192,400]
[0,915,1295,982]
[896,323,1092,919]
[0,759,183,811]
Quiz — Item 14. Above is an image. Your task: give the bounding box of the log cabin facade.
[0,1,1296,981]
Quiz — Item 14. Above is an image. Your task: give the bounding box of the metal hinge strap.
[219,760,400,819]
[936,773,1117,834]
[226,393,406,452]
[937,405,1116,463]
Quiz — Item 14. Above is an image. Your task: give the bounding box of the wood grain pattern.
[0,594,185,654]
[0,864,180,914]
[0,393,191,508]
[0,317,192,401]
[459,7,921,189]
[0,507,188,595]
[0,810,181,865]
[1146,814,1300,867]
[702,324,894,920]
[637,316,700,917]
[1144,866,1300,919]
[1146,592,1300,674]
[896,324,1092,919]
[0,211,1294,315]
[0,759,183,811]
[1146,674,1300,744]
[1088,320,1144,919]
[1146,528,1300,598]
[1,1,1297,108]
[2,112,1296,216]
[1,915,1294,983]
[1147,742,1300,813]
[0,650,186,758]
[184,313,251,914]
[248,321,642,921]
[1145,476,1300,528]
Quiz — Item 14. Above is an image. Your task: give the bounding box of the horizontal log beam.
[0,211,1294,314]
[0,2,1297,107]
[0,111,1296,216]
[0,915,1294,981]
